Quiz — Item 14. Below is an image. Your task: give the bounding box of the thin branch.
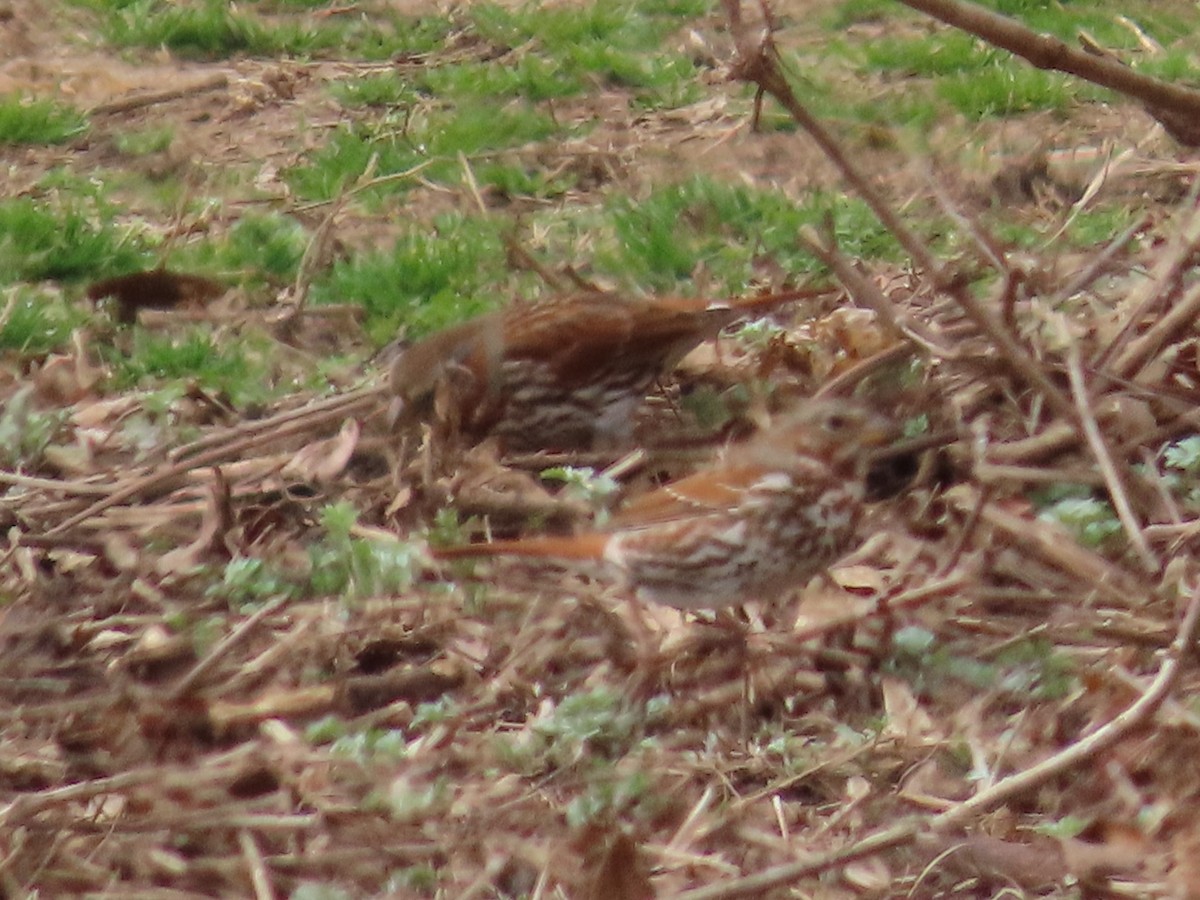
[900,0,1200,141]
[1066,346,1158,573]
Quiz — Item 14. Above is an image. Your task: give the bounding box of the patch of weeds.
[888,626,1075,701]
[0,287,85,353]
[384,771,451,821]
[541,466,621,522]
[532,688,644,764]
[206,556,296,610]
[469,0,702,108]
[0,198,149,284]
[330,728,408,762]
[418,55,583,102]
[1136,49,1200,83]
[0,385,68,468]
[1036,491,1121,549]
[101,0,274,58]
[331,73,418,109]
[111,327,277,407]
[182,212,309,285]
[475,160,578,202]
[596,174,900,292]
[824,0,902,28]
[311,213,507,343]
[1059,205,1141,249]
[1161,435,1200,508]
[0,95,88,146]
[861,32,995,78]
[286,101,560,202]
[937,63,1077,119]
[566,769,657,827]
[307,502,424,603]
[113,124,174,156]
[386,865,439,896]
[289,883,355,900]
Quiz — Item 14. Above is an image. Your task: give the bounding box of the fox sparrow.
[387,287,828,452]
[433,399,894,608]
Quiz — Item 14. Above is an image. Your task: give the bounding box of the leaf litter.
[6,0,1200,896]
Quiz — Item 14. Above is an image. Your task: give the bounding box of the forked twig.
[721,0,1079,426]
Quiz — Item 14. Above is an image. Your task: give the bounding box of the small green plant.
[114,124,174,156]
[181,212,309,284]
[330,728,408,762]
[0,288,84,353]
[331,73,417,108]
[286,101,560,202]
[0,198,149,284]
[112,327,277,407]
[1037,494,1122,548]
[386,864,439,896]
[541,466,621,520]
[0,95,88,146]
[565,769,655,827]
[937,63,1076,119]
[205,557,296,609]
[307,502,425,602]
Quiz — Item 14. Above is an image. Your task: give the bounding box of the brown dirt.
[6,1,1200,898]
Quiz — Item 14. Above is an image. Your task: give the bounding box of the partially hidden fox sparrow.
[387,286,830,452]
[433,399,895,608]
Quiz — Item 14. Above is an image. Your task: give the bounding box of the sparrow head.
[752,399,897,474]
[385,315,503,430]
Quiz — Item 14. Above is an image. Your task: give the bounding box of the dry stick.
[169,384,382,462]
[1066,346,1158,573]
[1093,185,1200,372]
[169,594,292,699]
[1113,278,1200,382]
[898,0,1200,118]
[0,745,260,829]
[44,389,380,537]
[722,2,1078,426]
[88,74,229,115]
[239,830,277,900]
[1055,213,1149,304]
[676,586,1200,900]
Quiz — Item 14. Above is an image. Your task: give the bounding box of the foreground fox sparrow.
[433,399,894,608]
[387,287,828,452]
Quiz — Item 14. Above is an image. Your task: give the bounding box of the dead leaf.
[881,676,937,744]
[156,467,233,576]
[281,418,360,484]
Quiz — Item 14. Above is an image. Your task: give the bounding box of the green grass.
[0,198,150,284]
[109,327,282,407]
[592,174,903,292]
[83,0,453,60]
[309,213,510,344]
[0,288,86,353]
[467,0,705,107]
[177,212,309,286]
[0,95,88,145]
[113,124,174,156]
[286,101,563,202]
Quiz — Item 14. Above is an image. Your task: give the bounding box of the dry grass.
[7,1,1200,897]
